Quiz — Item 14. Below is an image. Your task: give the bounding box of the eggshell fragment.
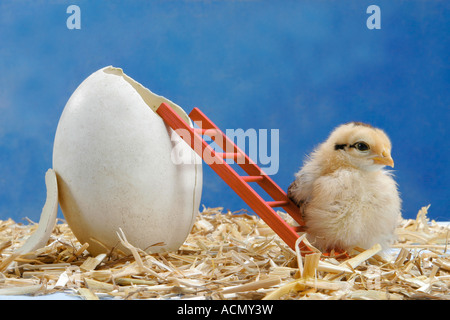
[53,66,202,255]
[16,169,58,255]
[0,169,58,272]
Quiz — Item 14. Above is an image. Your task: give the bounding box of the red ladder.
[156,102,314,254]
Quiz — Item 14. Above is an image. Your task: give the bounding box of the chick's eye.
[354,142,370,151]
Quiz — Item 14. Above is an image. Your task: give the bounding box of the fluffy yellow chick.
[288,122,401,252]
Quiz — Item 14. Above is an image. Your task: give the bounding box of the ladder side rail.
[156,103,307,250]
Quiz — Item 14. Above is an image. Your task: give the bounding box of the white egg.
[53,66,202,255]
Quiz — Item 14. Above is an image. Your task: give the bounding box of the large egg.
[53,66,202,255]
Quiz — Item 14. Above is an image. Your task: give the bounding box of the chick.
[288,122,401,252]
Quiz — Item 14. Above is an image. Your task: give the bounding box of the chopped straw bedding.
[0,205,449,300]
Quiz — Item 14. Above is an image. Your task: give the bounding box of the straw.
[0,205,448,300]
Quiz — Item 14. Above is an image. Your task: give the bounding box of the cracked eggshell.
[53,66,202,255]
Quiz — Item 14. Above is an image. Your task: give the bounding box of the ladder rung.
[241,176,264,182]
[214,152,244,161]
[194,128,207,134]
[267,201,290,208]
[292,225,306,232]
[194,128,218,135]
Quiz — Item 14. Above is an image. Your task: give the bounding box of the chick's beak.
[372,150,394,168]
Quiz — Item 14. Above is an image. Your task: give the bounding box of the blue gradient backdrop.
[0,1,448,223]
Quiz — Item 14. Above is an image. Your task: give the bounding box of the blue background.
[0,1,448,223]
